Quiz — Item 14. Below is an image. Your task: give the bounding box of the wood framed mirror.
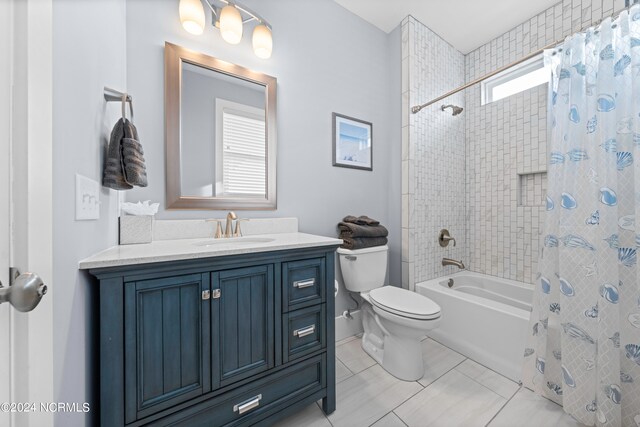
[165,42,277,210]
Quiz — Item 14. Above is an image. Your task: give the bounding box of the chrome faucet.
[225,211,237,238]
[442,258,465,269]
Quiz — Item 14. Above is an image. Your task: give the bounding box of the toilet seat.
[368,286,441,320]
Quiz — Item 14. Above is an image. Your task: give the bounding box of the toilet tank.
[337,245,388,293]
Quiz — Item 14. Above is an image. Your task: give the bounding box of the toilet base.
[360,302,433,382]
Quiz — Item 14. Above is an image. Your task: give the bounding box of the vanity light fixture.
[178,0,273,59]
[179,0,206,35]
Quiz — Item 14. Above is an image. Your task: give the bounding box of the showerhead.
[441,104,464,116]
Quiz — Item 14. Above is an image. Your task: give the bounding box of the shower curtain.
[523,6,640,427]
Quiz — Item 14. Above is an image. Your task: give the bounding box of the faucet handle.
[234,219,249,237]
[206,219,223,238]
[439,229,456,247]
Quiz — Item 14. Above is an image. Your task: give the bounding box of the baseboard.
[335,310,363,342]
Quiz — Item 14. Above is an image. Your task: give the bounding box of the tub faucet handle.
[439,229,456,247]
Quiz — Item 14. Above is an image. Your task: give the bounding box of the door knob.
[0,270,47,313]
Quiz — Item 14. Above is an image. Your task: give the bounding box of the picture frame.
[332,112,373,171]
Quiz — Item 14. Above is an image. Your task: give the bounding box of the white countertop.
[79,232,343,270]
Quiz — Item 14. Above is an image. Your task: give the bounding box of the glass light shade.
[220,5,243,44]
[179,0,205,35]
[252,24,272,59]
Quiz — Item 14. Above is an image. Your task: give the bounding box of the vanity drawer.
[163,354,326,427]
[282,258,326,311]
[283,305,326,363]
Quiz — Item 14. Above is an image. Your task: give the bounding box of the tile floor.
[274,336,587,427]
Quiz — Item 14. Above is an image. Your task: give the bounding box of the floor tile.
[336,337,376,374]
[487,388,588,427]
[418,338,466,387]
[371,412,408,427]
[336,358,354,383]
[454,359,520,399]
[395,369,506,427]
[327,364,423,427]
[336,335,358,347]
[272,401,331,427]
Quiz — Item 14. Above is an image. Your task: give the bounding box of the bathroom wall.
[52,0,127,424]
[125,0,402,315]
[401,16,467,289]
[464,0,626,284]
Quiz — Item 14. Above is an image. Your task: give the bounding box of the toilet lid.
[369,286,441,320]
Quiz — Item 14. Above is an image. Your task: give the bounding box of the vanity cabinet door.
[211,265,275,389]
[124,273,210,423]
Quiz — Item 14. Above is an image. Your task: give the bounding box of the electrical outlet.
[76,174,100,220]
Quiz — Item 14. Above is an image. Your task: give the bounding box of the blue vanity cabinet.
[212,265,275,388]
[89,245,338,426]
[124,273,211,423]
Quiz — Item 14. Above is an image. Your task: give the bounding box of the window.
[481,53,550,105]
[215,99,266,197]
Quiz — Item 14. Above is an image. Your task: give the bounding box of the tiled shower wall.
[401,16,466,290]
[403,0,627,287]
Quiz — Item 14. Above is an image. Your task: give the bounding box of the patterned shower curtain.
[522,6,640,427]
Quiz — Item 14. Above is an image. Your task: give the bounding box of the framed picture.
[332,112,372,171]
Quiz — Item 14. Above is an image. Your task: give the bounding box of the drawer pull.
[233,394,262,415]
[293,325,316,338]
[293,279,315,289]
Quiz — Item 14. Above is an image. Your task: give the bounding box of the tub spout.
[442,258,465,269]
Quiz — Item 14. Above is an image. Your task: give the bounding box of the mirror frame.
[165,42,277,210]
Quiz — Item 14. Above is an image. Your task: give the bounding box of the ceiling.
[333,0,561,54]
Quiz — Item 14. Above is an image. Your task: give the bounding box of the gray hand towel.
[103,118,148,189]
[122,120,148,187]
[103,118,133,190]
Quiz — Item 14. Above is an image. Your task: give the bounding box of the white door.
[0,0,54,426]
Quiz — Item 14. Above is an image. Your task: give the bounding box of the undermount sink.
[193,237,276,247]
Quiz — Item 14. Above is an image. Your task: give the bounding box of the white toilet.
[338,245,441,381]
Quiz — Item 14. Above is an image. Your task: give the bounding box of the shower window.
[481,53,549,105]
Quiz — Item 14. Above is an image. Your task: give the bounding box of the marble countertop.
[79,232,343,270]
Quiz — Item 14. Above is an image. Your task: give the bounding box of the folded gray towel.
[343,215,380,226]
[103,118,148,189]
[338,222,388,238]
[340,236,388,250]
[103,119,133,190]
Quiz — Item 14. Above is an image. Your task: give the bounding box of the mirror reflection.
[180,62,267,199]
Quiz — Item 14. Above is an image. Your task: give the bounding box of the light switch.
[76,174,100,220]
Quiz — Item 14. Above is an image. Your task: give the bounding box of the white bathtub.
[416,271,533,382]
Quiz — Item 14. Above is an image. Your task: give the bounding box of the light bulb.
[220,5,243,44]
[179,0,205,35]
[252,24,272,59]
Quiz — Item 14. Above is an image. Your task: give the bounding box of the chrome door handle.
[233,394,262,415]
[293,279,315,289]
[0,269,47,312]
[293,324,316,338]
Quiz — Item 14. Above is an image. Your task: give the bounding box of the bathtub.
[416,271,533,382]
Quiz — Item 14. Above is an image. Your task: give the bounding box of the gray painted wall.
[125,0,402,315]
[52,0,126,425]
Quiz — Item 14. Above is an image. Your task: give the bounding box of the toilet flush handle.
[345,255,357,261]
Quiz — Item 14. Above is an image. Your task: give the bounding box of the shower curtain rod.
[410,7,629,114]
